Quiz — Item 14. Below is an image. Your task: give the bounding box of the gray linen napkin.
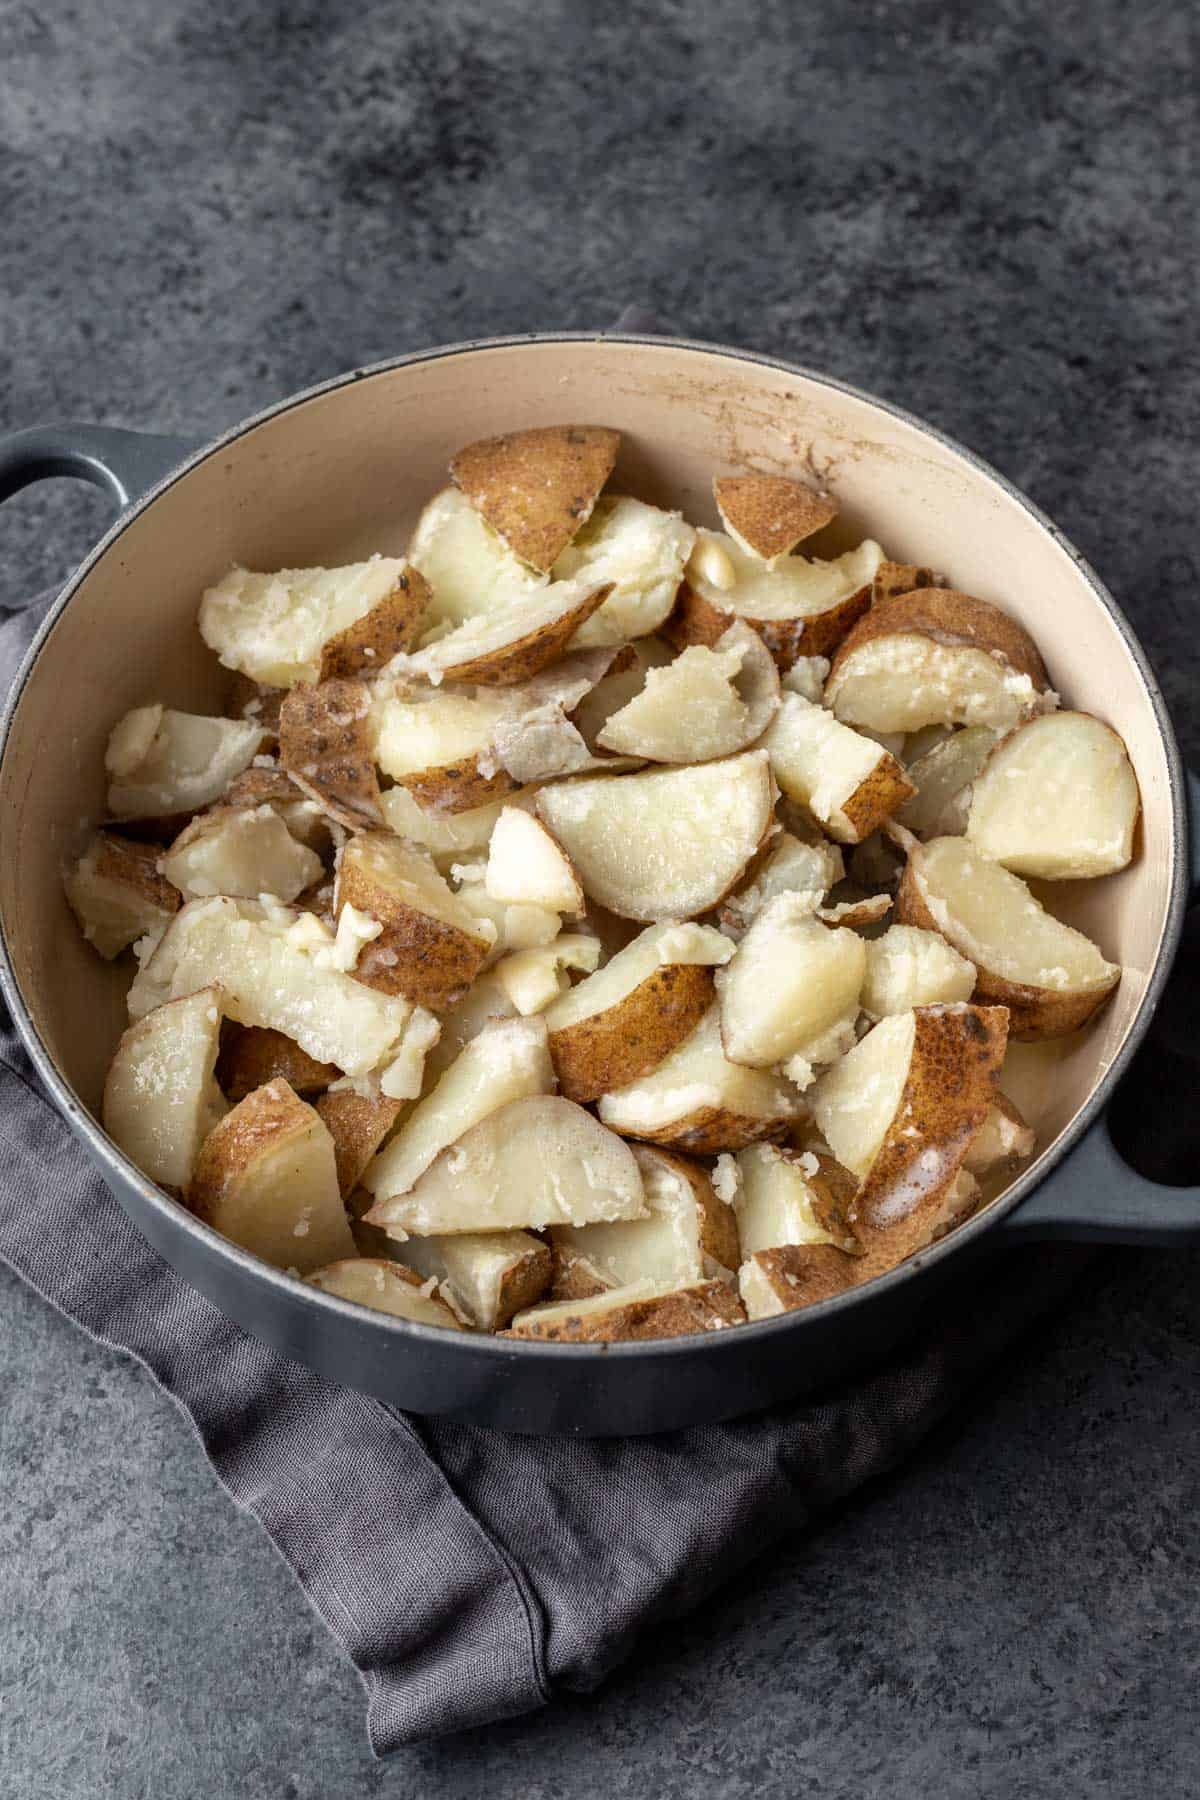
[0,588,1089,1754]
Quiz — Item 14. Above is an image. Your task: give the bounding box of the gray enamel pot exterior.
[1,333,1198,1437]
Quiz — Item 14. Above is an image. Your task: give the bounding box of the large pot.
[2,333,1197,1436]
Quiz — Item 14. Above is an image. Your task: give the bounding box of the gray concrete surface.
[1,1,1198,1793]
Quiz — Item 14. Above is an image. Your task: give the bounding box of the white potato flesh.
[963,1099,1036,1176]
[764,694,903,842]
[966,711,1140,878]
[486,807,584,912]
[545,921,733,1032]
[370,1096,646,1236]
[570,637,677,747]
[453,881,560,965]
[597,1005,799,1139]
[861,924,976,1019]
[780,655,831,702]
[102,987,226,1190]
[392,1231,549,1330]
[369,686,513,781]
[535,750,774,921]
[160,805,322,902]
[420,970,518,1086]
[127,897,419,1076]
[394,573,604,684]
[687,531,882,624]
[734,1143,840,1255]
[897,726,998,837]
[550,1145,726,1292]
[716,894,866,1068]
[378,786,513,863]
[913,837,1119,995]
[362,1016,553,1204]
[720,831,844,934]
[337,831,489,943]
[809,1011,916,1178]
[827,634,1050,735]
[494,936,602,1015]
[106,708,266,818]
[308,1258,464,1327]
[199,559,414,687]
[596,624,779,762]
[64,834,180,960]
[408,486,547,632]
[551,495,695,647]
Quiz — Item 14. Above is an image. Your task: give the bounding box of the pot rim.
[0,330,1187,1365]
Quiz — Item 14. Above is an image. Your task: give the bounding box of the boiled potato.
[966,711,1140,878]
[595,624,779,762]
[493,935,601,1015]
[485,807,584,912]
[408,486,548,632]
[549,1144,739,1299]
[102,987,226,1190]
[718,829,844,936]
[395,577,611,686]
[897,726,998,838]
[669,533,882,668]
[307,1258,463,1328]
[764,694,915,844]
[550,495,696,647]
[963,1092,1036,1178]
[378,785,514,866]
[861,923,976,1019]
[369,685,519,814]
[713,473,838,567]
[739,1244,859,1318]
[715,894,866,1071]
[450,424,620,572]
[335,832,493,1010]
[508,1276,745,1341]
[734,1142,857,1256]
[217,1025,339,1102]
[391,1231,552,1330]
[65,830,181,960]
[199,559,423,688]
[160,805,322,902]
[278,678,382,829]
[106,706,267,819]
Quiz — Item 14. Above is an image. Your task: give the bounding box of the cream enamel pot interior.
[2,333,1199,1437]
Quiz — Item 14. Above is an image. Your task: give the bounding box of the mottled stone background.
[1,1,1197,1794]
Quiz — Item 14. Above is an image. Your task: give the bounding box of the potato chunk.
[966,711,1140,878]
[217,1025,339,1101]
[596,624,780,762]
[545,920,733,1101]
[550,495,695,647]
[65,830,180,960]
[739,1245,859,1318]
[716,894,865,1071]
[394,577,612,687]
[861,924,976,1019]
[187,1078,355,1272]
[734,1142,856,1256]
[896,836,1120,1037]
[160,805,322,902]
[408,486,549,632]
[508,1277,744,1341]
[597,1004,800,1153]
[307,1258,463,1327]
[278,678,382,830]
[494,936,601,1015]
[718,830,844,936]
[392,1231,552,1330]
[106,706,267,819]
[450,424,620,572]
[335,832,493,1010]
[765,694,915,844]
[369,685,519,813]
[362,1016,553,1205]
[368,1095,646,1237]
[199,559,422,688]
[549,1144,739,1299]
[378,785,514,865]
[713,473,838,566]
[963,1093,1036,1178]
[897,726,998,838]
[102,987,226,1190]
[535,750,775,922]
[485,806,584,912]
[668,534,882,667]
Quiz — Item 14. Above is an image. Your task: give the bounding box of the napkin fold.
[0,585,1090,1754]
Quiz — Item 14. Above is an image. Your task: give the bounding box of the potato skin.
[186,1077,314,1226]
[641,1145,741,1272]
[837,751,917,843]
[392,758,520,816]
[217,1025,339,1101]
[745,1242,859,1310]
[319,565,430,680]
[432,581,612,686]
[829,587,1050,693]
[315,1088,405,1197]
[548,1247,611,1303]
[871,561,947,605]
[894,858,1119,1039]
[92,831,181,916]
[507,1277,745,1341]
[665,578,872,671]
[713,474,837,561]
[336,832,492,1011]
[227,673,285,739]
[549,961,716,1102]
[279,679,382,830]
[450,425,621,572]
[623,1106,791,1157]
[494,1239,555,1326]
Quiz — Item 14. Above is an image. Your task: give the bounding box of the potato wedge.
[316,1088,406,1197]
[963,1093,1036,1178]
[734,1141,858,1257]
[544,920,733,1102]
[369,1095,646,1237]
[716,894,866,1070]
[535,749,775,922]
[395,575,613,687]
[369,685,519,814]
[713,473,838,566]
[217,1024,339,1101]
[221,765,334,854]
[319,565,430,680]
[739,1243,859,1318]
[597,1004,800,1153]
[408,486,549,632]
[452,879,562,969]
[494,935,601,1015]
[718,830,844,937]
[895,835,1120,1037]
[160,805,323,902]
[418,969,518,1088]
[102,987,226,1190]
[307,1257,463,1327]
[507,1276,744,1341]
[335,832,493,1010]
[278,678,382,830]
[897,726,998,838]
[551,496,696,648]
[667,534,882,668]
[64,830,181,960]
[569,638,675,747]
[825,588,1052,734]
[810,1003,1006,1275]
[362,1015,553,1205]
[128,897,423,1077]
[966,711,1140,878]
[391,1231,552,1331]
[765,694,915,845]
[485,806,584,913]
[450,424,620,572]
[106,705,267,819]
[549,1144,739,1300]
[378,785,514,866]
[199,558,421,688]
[487,704,638,784]
[596,624,780,762]
[861,923,976,1019]
[187,1078,354,1272]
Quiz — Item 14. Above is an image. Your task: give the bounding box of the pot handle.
[996,1113,1200,1245]
[0,424,203,514]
